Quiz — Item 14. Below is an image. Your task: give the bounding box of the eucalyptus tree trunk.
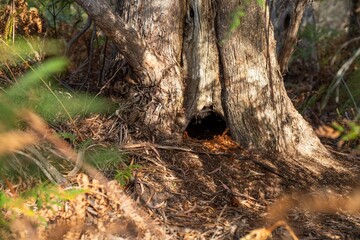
[74,0,342,174]
[116,0,222,126]
[215,1,329,159]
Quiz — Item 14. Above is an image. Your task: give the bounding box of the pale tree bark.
[116,0,222,121]
[74,0,164,84]
[74,0,346,175]
[75,0,186,137]
[277,0,307,73]
[181,0,222,118]
[214,1,344,175]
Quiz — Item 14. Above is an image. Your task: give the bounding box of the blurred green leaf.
[58,132,77,143]
[26,89,115,122]
[86,146,125,170]
[230,6,246,33]
[5,57,68,98]
[115,164,140,186]
[2,57,116,122]
[0,101,17,131]
[342,123,360,141]
[0,39,63,64]
[332,122,345,132]
[256,0,265,8]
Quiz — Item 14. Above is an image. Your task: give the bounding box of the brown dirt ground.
[123,134,360,239]
[2,12,360,238]
[23,114,358,240]
[4,113,359,239]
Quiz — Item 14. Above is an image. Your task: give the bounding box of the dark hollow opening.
[283,13,291,31]
[185,110,227,140]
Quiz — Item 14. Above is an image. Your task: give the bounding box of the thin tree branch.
[278,0,307,73]
[321,47,360,111]
[65,16,92,55]
[73,0,166,85]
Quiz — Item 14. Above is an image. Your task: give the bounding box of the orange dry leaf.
[0,131,38,154]
[315,125,341,139]
[202,134,239,152]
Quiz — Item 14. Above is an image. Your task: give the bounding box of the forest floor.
[131,137,360,239]
[43,36,360,239]
[22,111,358,240]
[2,47,360,239]
[2,53,360,240]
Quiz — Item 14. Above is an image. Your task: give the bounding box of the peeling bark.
[215,1,331,162]
[76,0,186,137]
[182,0,222,118]
[75,0,165,86]
[74,0,343,175]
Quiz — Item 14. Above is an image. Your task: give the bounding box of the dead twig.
[121,142,240,157]
[16,150,57,184]
[120,142,300,183]
[20,111,165,238]
[27,146,68,184]
[321,47,360,111]
[67,149,84,177]
[211,204,227,239]
[65,16,92,55]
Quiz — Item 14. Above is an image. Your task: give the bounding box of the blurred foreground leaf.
[2,57,116,123]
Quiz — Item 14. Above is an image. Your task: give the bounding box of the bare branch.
[278,0,307,73]
[74,0,165,85]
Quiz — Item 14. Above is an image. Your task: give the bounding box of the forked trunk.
[75,0,345,175]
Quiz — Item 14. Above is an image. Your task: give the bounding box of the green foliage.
[58,131,77,144]
[0,101,17,131]
[293,25,340,64]
[337,69,360,112]
[115,164,140,186]
[300,84,327,114]
[256,0,265,9]
[230,0,265,33]
[1,55,116,123]
[0,184,85,225]
[3,9,15,42]
[27,0,85,33]
[333,121,360,142]
[292,22,358,118]
[86,146,126,172]
[0,7,133,234]
[0,154,39,181]
[0,38,62,64]
[85,145,139,186]
[230,5,246,33]
[6,57,68,95]
[0,40,117,178]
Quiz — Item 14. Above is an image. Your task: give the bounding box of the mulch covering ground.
[3,115,360,239]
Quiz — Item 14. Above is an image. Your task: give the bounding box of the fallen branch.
[121,142,243,157]
[120,142,300,184]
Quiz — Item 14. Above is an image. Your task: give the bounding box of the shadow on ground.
[127,135,360,239]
